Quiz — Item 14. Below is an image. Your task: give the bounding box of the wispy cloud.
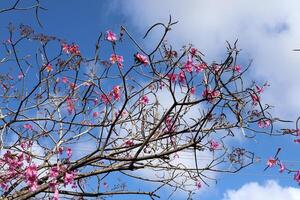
[115,0,300,119]
[222,180,300,200]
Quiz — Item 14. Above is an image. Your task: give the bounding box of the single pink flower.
[190,87,196,95]
[266,158,277,167]
[135,53,149,65]
[178,71,185,83]
[139,95,149,105]
[124,140,134,147]
[209,139,219,150]
[106,30,117,42]
[66,147,72,159]
[195,180,201,189]
[18,72,24,80]
[23,123,33,131]
[279,162,285,173]
[93,112,99,118]
[62,77,69,83]
[111,85,121,101]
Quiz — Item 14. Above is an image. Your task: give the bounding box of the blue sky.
[1,0,300,199]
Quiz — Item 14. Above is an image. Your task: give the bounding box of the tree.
[0,1,296,200]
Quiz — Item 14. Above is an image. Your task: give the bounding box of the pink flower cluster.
[139,95,149,105]
[110,54,124,68]
[167,71,187,83]
[202,88,220,102]
[100,85,122,104]
[266,158,285,173]
[25,164,38,191]
[62,43,80,55]
[258,119,271,128]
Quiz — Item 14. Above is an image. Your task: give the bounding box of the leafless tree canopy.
[0,1,295,200]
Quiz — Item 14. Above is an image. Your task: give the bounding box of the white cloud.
[115,0,300,119]
[222,180,300,200]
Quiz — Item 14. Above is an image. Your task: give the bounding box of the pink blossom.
[93,111,99,118]
[139,95,149,105]
[111,85,121,101]
[209,139,219,150]
[178,71,185,83]
[167,73,177,83]
[25,164,38,191]
[23,123,33,131]
[106,30,117,42]
[266,158,277,167]
[258,119,271,128]
[294,171,300,184]
[0,183,8,191]
[58,147,64,154]
[49,166,60,178]
[18,72,24,80]
[173,153,179,159]
[114,110,128,118]
[62,43,80,54]
[100,94,112,104]
[255,85,264,94]
[250,93,260,105]
[53,189,59,200]
[45,64,53,72]
[135,53,149,65]
[190,87,196,95]
[62,77,69,83]
[165,116,174,132]
[110,54,124,68]
[66,147,72,159]
[21,140,27,149]
[190,48,197,57]
[233,65,241,73]
[279,162,285,173]
[103,181,108,190]
[64,171,75,186]
[124,140,134,147]
[202,88,220,102]
[66,97,75,114]
[294,138,300,143]
[184,56,193,73]
[195,180,201,189]
[195,63,207,73]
